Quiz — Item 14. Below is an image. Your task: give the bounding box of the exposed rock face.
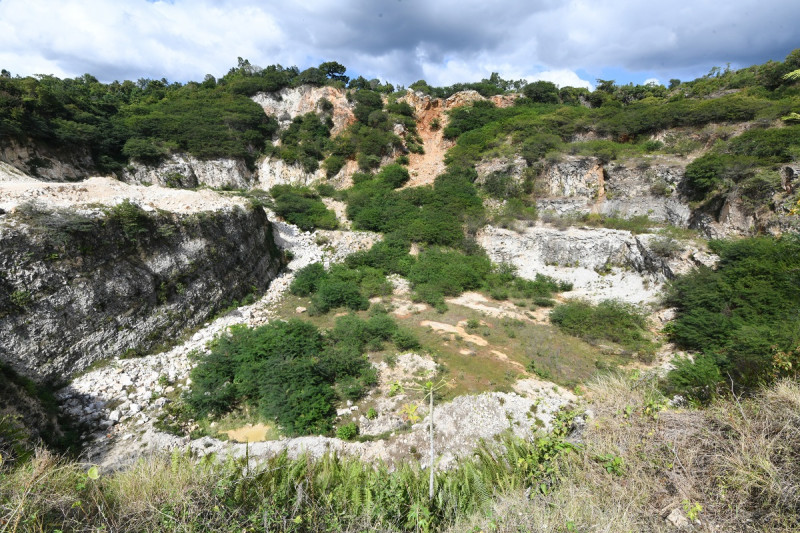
[256,156,324,189]
[1,139,94,182]
[479,224,715,304]
[122,153,254,189]
[252,86,355,136]
[0,202,282,382]
[532,156,691,227]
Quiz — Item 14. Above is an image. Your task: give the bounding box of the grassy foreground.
[2,375,798,532]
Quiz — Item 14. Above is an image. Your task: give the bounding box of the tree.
[319,61,349,84]
[523,80,559,103]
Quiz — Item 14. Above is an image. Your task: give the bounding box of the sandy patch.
[420,320,488,346]
[446,292,538,322]
[225,423,273,443]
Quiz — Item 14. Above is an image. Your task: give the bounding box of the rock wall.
[479,225,716,304]
[532,156,692,227]
[1,139,94,182]
[0,204,282,382]
[256,156,324,190]
[122,153,254,189]
[251,85,355,136]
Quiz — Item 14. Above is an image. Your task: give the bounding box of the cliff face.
[122,154,255,189]
[251,85,355,137]
[479,225,716,304]
[0,200,282,383]
[1,139,94,182]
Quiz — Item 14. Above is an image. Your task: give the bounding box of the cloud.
[0,0,798,88]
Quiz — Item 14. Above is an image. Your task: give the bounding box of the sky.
[1,0,799,90]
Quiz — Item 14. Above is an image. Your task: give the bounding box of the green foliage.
[289,263,327,296]
[664,353,723,403]
[269,185,338,231]
[665,236,800,391]
[523,80,560,104]
[393,328,422,351]
[408,248,491,307]
[121,84,275,164]
[187,318,378,436]
[376,163,410,188]
[345,166,483,247]
[104,199,151,243]
[269,112,331,172]
[336,422,359,440]
[550,300,656,356]
[290,263,396,314]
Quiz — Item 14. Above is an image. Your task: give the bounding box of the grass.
[273,289,622,399]
[3,376,798,532]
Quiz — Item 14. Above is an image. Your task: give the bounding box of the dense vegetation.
[292,235,570,314]
[269,185,338,231]
[345,165,484,247]
[187,312,417,436]
[664,236,800,399]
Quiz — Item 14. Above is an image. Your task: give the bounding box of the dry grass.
[448,376,800,533]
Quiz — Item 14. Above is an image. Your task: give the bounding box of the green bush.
[377,163,410,188]
[312,279,369,314]
[345,166,483,247]
[550,300,656,355]
[664,353,723,403]
[336,422,359,440]
[187,317,383,436]
[290,263,327,296]
[270,185,338,231]
[665,236,800,391]
[393,328,421,351]
[105,199,151,243]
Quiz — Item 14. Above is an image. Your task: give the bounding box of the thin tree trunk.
[429,389,434,500]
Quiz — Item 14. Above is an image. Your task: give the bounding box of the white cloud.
[527,70,593,90]
[0,0,798,87]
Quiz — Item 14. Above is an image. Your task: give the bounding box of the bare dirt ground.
[404,106,453,188]
[225,424,273,443]
[0,176,248,213]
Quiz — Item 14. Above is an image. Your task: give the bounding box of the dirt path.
[0,176,248,213]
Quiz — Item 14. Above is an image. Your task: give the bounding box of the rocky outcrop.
[0,201,282,383]
[532,156,692,227]
[122,153,254,189]
[479,224,715,304]
[256,156,324,190]
[1,139,94,182]
[252,86,355,136]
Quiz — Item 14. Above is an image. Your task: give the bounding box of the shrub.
[336,422,359,440]
[105,199,151,243]
[665,236,800,391]
[270,185,338,231]
[550,300,656,355]
[187,317,382,437]
[312,279,369,314]
[664,353,723,403]
[392,329,421,351]
[290,263,327,296]
[323,155,346,177]
[377,163,410,188]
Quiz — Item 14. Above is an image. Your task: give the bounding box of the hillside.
[1,53,799,532]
